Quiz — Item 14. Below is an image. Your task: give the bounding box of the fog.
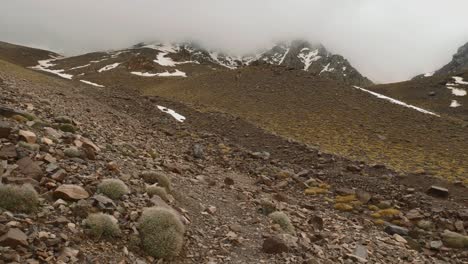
[1,0,468,83]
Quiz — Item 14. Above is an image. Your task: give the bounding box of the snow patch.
[131,70,187,77]
[353,86,440,117]
[98,63,121,72]
[157,105,186,122]
[154,52,177,66]
[80,80,104,87]
[278,48,290,65]
[320,63,334,74]
[424,72,434,77]
[446,86,467,96]
[31,58,73,79]
[450,100,461,108]
[453,76,468,85]
[69,64,91,70]
[209,52,238,69]
[297,49,321,71]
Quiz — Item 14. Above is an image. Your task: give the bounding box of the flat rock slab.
[0,228,28,248]
[19,130,37,144]
[0,144,17,159]
[54,184,90,200]
[426,186,449,198]
[17,156,43,179]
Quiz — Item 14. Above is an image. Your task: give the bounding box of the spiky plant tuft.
[140,171,172,192]
[138,207,185,259]
[85,213,120,238]
[269,211,295,234]
[97,179,129,199]
[146,185,170,202]
[0,184,39,213]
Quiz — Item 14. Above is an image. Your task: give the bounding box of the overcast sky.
[1,0,468,83]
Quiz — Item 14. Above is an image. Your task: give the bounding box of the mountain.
[21,40,371,87]
[258,40,373,86]
[413,41,468,79]
[372,41,468,121]
[435,41,468,75]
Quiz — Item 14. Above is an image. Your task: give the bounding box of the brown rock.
[426,186,449,198]
[107,161,119,172]
[0,121,12,138]
[54,184,89,200]
[51,169,67,182]
[262,236,289,254]
[17,156,43,179]
[224,177,234,185]
[0,228,28,248]
[18,130,37,144]
[0,144,17,159]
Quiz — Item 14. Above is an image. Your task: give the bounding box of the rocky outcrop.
[436,42,468,75]
[258,40,373,86]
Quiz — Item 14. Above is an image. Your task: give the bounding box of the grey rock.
[384,224,409,236]
[426,186,449,198]
[0,228,28,248]
[192,144,204,159]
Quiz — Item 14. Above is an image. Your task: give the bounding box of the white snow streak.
[446,86,467,96]
[131,70,187,77]
[320,63,334,74]
[157,105,186,122]
[70,64,91,70]
[80,80,104,87]
[353,86,440,117]
[31,58,73,79]
[278,48,290,65]
[98,63,121,72]
[424,72,434,77]
[452,76,468,85]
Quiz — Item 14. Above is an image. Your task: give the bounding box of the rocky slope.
[0,54,467,263]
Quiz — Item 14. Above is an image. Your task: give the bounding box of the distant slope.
[435,41,468,76]
[12,40,371,87]
[0,41,57,67]
[371,72,468,121]
[143,65,468,182]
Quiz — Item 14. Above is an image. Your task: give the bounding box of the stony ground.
[0,60,467,263]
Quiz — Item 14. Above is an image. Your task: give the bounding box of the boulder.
[54,184,89,201]
[0,121,12,138]
[262,236,289,254]
[0,228,28,248]
[426,186,449,198]
[18,130,37,144]
[17,156,43,179]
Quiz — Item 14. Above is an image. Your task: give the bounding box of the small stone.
[229,224,242,233]
[55,116,73,124]
[426,186,449,198]
[406,209,424,220]
[416,220,433,230]
[44,127,62,139]
[206,206,217,214]
[0,228,28,248]
[54,184,89,201]
[192,144,204,159]
[262,236,289,254]
[224,177,234,185]
[430,240,443,250]
[17,156,43,179]
[346,164,361,173]
[51,169,67,182]
[356,190,371,204]
[0,144,17,159]
[19,130,37,144]
[0,121,12,138]
[393,234,407,243]
[41,137,54,145]
[107,161,119,172]
[384,224,409,236]
[63,147,83,158]
[347,244,368,263]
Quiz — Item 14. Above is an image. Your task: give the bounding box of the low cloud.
[1,0,468,83]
